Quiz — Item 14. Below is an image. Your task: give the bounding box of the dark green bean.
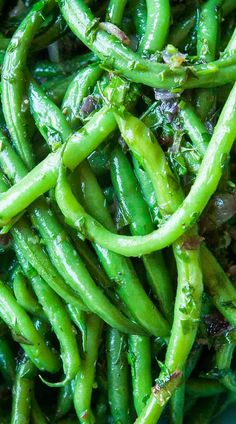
[186,378,226,397]
[0,337,15,386]
[128,335,152,415]
[107,328,132,424]
[55,382,74,420]
[31,396,48,424]
[32,52,96,78]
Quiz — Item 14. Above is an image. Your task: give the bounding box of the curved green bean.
[138,0,170,53]
[2,0,55,168]
[56,83,236,256]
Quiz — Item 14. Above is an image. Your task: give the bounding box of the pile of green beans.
[0,0,235,422]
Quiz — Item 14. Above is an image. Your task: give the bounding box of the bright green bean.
[74,314,102,423]
[139,0,170,53]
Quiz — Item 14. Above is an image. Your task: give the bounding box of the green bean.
[201,245,236,327]
[0,98,142,336]
[128,0,147,38]
[2,0,55,169]
[169,381,185,424]
[31,196,143,334]
[55,382,74,420]
[215,343,236,391]
[13,268,46,319]
[43,74,75,105]
[0,337,15,386]
[32,52,96,78]
[31,397,48,424]
[186,378,226,397]
[134,370,183,424]
[66,304,87,351]
[106,0,127,25]
[185,396,219,424]
[29,272,81,387]
[29,79,72,149]
[222,0,236,15]
[197,0,222,63]
[168,11,197,48]
[32,14,67,51]
[107,328,132,424]
[11,358,35,424]
[128,335,152,415]
[74,314,102,423]
[139,0,170,53]
[0,105,116,225]
[179,102,210,156]
[12,221,87,311]
[58,0,236,89]
[110,146,174,321]
[57,83,236,256]
[60,162,170,337]
[0,280,60,372]
[61,64,103,129]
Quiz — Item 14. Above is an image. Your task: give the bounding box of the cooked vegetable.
[0,0,234,422]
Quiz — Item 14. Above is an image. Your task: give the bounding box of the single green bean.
[138,0,170,53]
[201,245,236,327]
[32,14,67,51]
[128,0,147,38]
[29,272,81,387]
[106,0,127,25]
[11,359,35,424]
[107,328,132,424]
[197,0,222,62]
[56,382,74,420]
[32,52,96,78]
[186,378,226,397]
[128,335,152,415]
[0,337,15,386]
[31,397,48,424]
[215,343,236,391]
[13,268,46,319]
[134,370,183,424]
[74,314,102,423]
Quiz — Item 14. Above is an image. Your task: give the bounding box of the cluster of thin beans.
[0,0,235,423]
